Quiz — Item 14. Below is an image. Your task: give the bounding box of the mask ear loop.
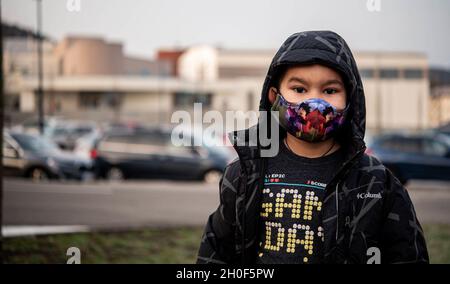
[271,90,285,110]
[275,90,299,108]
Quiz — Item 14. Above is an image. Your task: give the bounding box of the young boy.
[196,31,429,264]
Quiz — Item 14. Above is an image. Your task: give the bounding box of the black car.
[436,122,450,139]
[93,127,233,182]
[367,132,450,184]
[3,131,94,181]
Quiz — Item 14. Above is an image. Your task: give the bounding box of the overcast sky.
[2,0,449,68]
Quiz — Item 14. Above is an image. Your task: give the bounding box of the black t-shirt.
[256,139,345,264]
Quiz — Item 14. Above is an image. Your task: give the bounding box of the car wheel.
[203,170,222,184]
[29,167,49,182]
[106,167,124,181]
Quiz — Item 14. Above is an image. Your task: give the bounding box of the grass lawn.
[3,226,204,264]
[3,224,450,264]
[422,224,450,264]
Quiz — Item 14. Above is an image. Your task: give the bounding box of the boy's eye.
[324,88,338,95]
[293,87,307,93]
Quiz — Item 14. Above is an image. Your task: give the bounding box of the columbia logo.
[357,192,382,199]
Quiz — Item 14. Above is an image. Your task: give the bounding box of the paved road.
[2,178,450,233]
[3,178,219,229]
[405,180,450,224]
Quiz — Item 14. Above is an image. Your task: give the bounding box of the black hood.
[231,30,367,161]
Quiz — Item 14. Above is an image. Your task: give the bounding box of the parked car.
[73,122,149,165]
[435,122,450,139]
[11,116,62,136]
[3,131,94,181]
[93,127,233,182]
[73,129,104,163]
[46,122,99,151]
[366,132,450,184]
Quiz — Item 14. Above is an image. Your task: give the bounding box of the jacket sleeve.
[380,168,429,263]
[196,159,241,264]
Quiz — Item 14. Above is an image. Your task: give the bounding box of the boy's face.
[269,64,347,111]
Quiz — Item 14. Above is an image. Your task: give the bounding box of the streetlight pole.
[36,0,44,135]
[0,0,5,262]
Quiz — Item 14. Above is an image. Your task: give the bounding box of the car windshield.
[201,135,232,157]
[11,133,59,153]
[183,131,233,158]
[49,127,70,137]
[74,127,93,136]
[437,134,450,148]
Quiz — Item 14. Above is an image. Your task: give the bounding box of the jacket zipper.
[326,145,366,193]
[241,156,267,264]
[241,168,247,264]
[326,146,365,243]
[335,181,339,241]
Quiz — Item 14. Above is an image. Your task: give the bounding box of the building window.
[360,69,375,79]
[104,92,122,108]
[79,92,101,109]
[4,94,20,111]
[174,92,212,108]
[380,69,399,79]
[58,58,64,75]
[404,69,424,79]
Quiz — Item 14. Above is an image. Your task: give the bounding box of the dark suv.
[367,132,450,184]
[93,127,233,182]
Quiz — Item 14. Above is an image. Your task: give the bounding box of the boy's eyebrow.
[322,79,344,87]
[286,77,309,85]
[286,77,344,87]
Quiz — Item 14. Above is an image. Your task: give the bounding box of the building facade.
[4,37,440,134]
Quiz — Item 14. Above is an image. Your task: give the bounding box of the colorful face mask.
[271,92,349,143]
